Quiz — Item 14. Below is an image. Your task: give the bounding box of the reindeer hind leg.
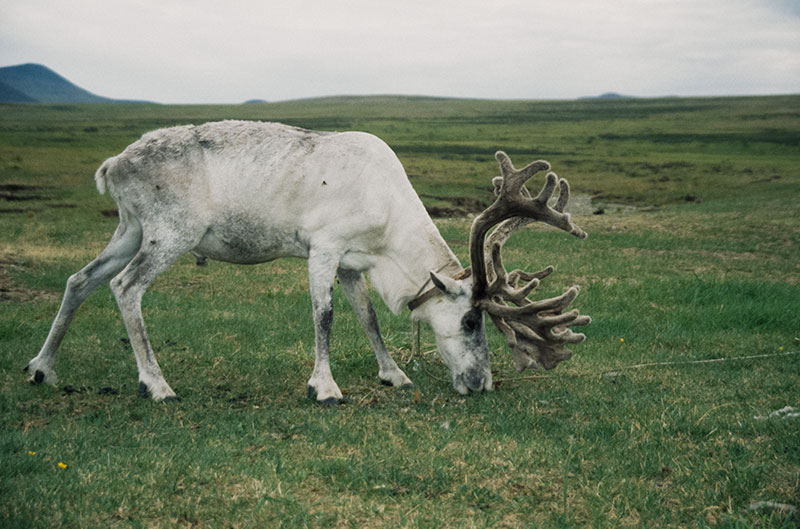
[109,225,198,401]
[26,212,143,385]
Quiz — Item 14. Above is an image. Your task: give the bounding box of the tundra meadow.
[1,96,798,528]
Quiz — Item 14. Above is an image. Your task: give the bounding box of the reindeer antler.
[470,152,590,371]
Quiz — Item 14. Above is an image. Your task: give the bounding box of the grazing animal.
[25,121,590,404]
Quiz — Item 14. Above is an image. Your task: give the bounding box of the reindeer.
[24,121,590,404]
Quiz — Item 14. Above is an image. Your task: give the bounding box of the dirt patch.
[565,192,595,215]
[0,184,46,193]
[0,184,53,202]
[426,205,464,218]
[423,192,599,218]
[0,256,56,303]
[0,193,50,202]
[0,185,77,213]
[421,194,489,217]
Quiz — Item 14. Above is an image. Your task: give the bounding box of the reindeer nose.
[464,369,488,393]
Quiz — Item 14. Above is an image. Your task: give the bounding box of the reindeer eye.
[461,308,482,333]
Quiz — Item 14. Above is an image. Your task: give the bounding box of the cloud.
[1,0,798,102]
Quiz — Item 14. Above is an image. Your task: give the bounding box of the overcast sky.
[2,0,798,104]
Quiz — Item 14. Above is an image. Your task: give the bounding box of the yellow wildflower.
[620,338,625,343]
[57,462,67,470]
[28,451,36,456]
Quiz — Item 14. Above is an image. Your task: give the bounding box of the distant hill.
[580,92,635,100]
[0,63,151,103]
[0,80,37,102]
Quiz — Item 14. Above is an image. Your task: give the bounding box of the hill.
[0,63,150,103]
[0,80,37,102]
[580,92,635,100]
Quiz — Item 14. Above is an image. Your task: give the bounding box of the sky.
[1,0,798,104]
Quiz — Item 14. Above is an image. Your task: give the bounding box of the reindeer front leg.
[337,268,413,389]
[306,250,345,404]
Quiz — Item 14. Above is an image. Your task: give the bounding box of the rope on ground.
[493,349,800,384]
[408,332,799,386]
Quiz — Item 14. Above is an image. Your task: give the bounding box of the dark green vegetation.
[1,95,798,528]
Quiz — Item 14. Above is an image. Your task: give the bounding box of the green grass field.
[1,95,799,528]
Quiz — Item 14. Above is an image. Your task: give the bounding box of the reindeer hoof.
[138,381,179,402]
[378,369,414,388]
[307,385,348,405]
[380,379,415,391]
[24,359,57,385]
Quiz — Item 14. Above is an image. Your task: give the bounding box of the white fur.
[412,278,492,394]
[27,121,492,402]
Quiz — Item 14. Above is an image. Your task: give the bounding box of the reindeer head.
[409,151,590,394]
[410,268,492,394]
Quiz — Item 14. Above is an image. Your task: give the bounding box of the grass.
[1,95,799,528]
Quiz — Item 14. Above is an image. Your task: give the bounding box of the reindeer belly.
[193,213,308,264]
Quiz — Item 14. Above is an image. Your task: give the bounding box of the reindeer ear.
[430,271,464,297]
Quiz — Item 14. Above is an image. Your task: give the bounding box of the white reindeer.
[25,121,590,404]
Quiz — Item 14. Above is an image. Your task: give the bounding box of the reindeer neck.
[368,216,463,315]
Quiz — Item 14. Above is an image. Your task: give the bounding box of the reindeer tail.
[94,156,117,195]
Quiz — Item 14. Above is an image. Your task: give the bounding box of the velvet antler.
[469,152,590,370]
